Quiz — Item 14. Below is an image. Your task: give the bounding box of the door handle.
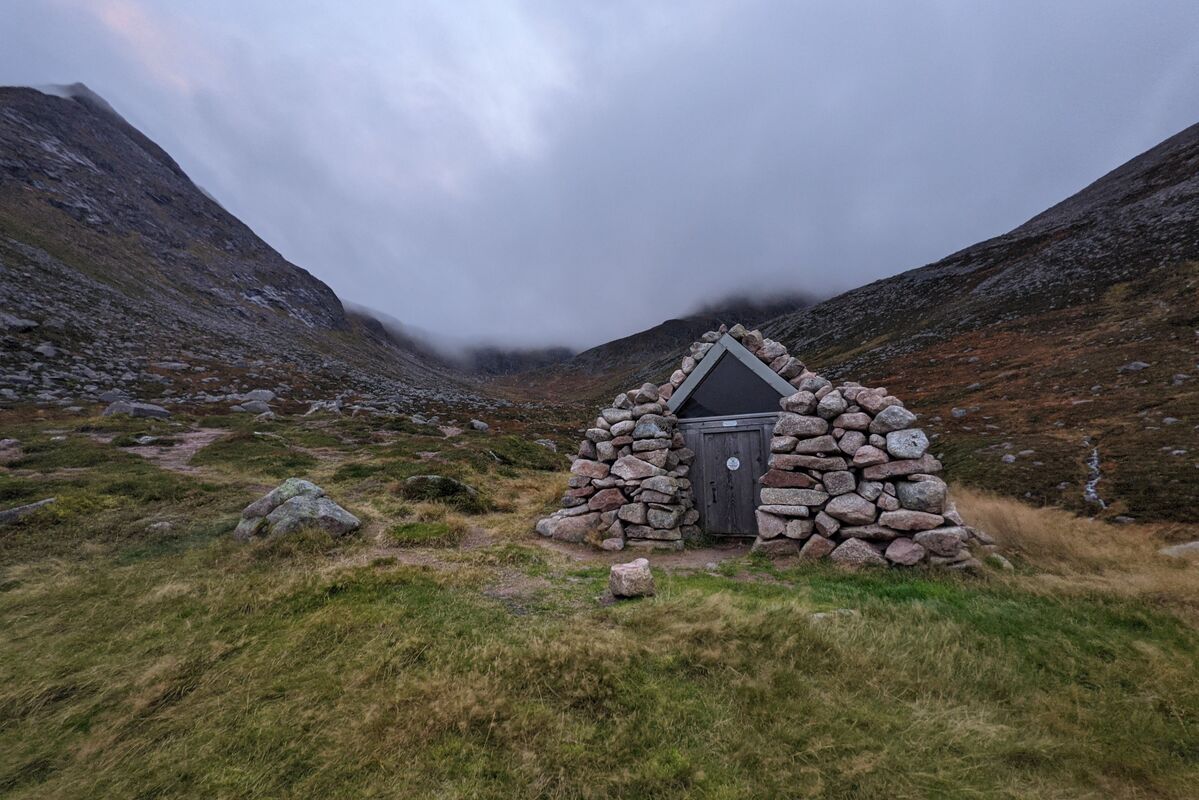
[711,483,717,503]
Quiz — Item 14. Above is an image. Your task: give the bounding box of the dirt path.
[338,522,753,575]
[124,428,225,474]
[532,536,753,569]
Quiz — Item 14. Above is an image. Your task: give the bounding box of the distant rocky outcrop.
[102,400,170,419]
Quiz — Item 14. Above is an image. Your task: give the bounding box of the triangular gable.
[667,333,794,417]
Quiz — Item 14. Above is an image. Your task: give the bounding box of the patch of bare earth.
[482,570,554,616]
[533,536,752,570]
[124,428,224,474]
[332,525,491,572]
[459,526,494,550]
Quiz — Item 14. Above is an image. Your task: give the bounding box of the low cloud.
[4,1,1199,348]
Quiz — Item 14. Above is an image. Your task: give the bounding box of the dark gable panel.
[677,351,784,418]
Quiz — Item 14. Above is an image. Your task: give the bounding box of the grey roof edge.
[667,332,795,413]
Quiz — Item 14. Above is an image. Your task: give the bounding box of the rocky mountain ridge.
[764,120,1199,373]
[0,84,491,414]
[751,121,1199,522]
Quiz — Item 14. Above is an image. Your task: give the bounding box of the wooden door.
[700,428,764,535]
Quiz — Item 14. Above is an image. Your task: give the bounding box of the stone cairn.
[536,323,994,568]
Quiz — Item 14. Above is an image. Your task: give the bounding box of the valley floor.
[1,407,1197,798]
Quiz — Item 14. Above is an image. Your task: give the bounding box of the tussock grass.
[1,411,1197,797]
[389,520,466,548]
[189,430,318,478]
[955,486,1199,619]
[2,545,1196,798]
[395,475,492,514]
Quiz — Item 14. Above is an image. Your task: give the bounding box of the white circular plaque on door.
[726,456,740,471]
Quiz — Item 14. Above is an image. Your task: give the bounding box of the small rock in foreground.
[609,558,655,598]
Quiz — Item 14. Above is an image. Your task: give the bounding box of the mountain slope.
[517,121,1199,522]
[0,84,480,410]
[766,121,1199,366]
[757,122,1199,522]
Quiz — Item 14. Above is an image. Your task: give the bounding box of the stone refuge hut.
[535,323,993,568]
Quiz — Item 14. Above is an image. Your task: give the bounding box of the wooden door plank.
[701,429,757,535]
[730,430,756,534]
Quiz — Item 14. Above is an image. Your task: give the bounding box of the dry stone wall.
[536,323,995,568]
[535,380,700,551]
[752,380,991,569]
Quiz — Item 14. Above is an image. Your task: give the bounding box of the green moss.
[189,431,317,478]
[397,475,491,514]
[483,435,563,471]
[0,474,42,506]
[381,417,444,436]
[331,462,385,481]
[388,521,464,548]
[12,436,130,471]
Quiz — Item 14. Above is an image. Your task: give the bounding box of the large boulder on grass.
[233,478,359,540]
[241,478,323,518]
[265,495,360,537]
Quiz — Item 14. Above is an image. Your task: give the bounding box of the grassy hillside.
[770,260,1199,523]
[2,407,1196,798]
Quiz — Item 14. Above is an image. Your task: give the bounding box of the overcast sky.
[3,1,1199,348]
